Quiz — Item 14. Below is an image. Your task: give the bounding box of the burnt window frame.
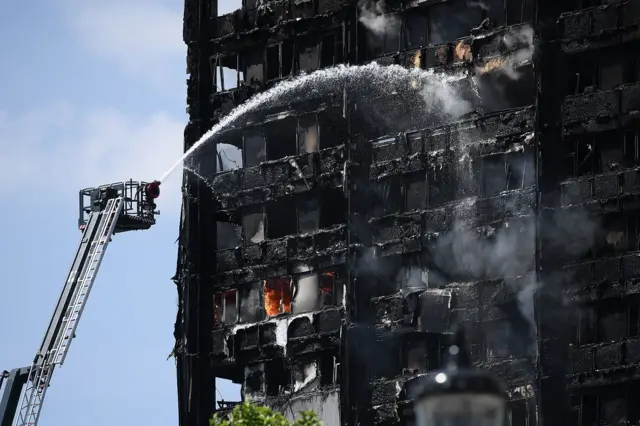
[211,54,242,92]
[242,205,266,245]
[238,281,266,324]
[402,8,428,50]
[242,126,267,168]
[213,289,239,326]
[319,351,340,385]
[427,160,452,207]
[405,172,428,211]
[263,266,344,318]
[571,296,640,346]
[266,41,293,81]
[361,11,403,59]
[401,332,445,374]
[566,47,640,96]
[241,47,265,85]
[297,112,321,154]
[505,0,534,25]
[296,36,321,73]
[476,150,536,197]
[244,189,347,244]
[569,383,640,426]
[563,129,640,179]
[319,30,344,68]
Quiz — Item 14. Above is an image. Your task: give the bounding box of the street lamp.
[413,327,508,426]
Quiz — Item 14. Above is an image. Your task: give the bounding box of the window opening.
[244,127,266,167]
[264,278,293,316]
[243,49,264,84]
[243,207,265,245]
[214,290,238,325]
[298,114,320,154]
[239,283,264,323]
[266,44,281,80]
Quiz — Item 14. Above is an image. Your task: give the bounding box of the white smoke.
[292,264,320,314]
[357,0,400,38]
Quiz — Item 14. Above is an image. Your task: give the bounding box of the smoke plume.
[357,0,400,37]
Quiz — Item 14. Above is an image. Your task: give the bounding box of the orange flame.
[479,57,506,74]
[455,40,472,62]
[264,278,292,316]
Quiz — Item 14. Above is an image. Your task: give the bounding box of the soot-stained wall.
[178,0,640,425]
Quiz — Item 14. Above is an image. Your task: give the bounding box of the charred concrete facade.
[175,0,640,425]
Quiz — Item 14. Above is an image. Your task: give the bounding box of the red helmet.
[146,181,161,199]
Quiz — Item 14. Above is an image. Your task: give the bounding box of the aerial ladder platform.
[0,179,161,426]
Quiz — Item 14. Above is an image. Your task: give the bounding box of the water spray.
[157,63,476,183]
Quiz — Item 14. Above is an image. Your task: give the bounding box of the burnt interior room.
[177,0,640,425]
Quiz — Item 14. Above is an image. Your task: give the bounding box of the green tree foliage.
[209,401,322,426]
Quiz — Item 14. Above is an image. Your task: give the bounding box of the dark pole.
[412,327,508,426]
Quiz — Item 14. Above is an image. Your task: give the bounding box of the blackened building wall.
[175,0,640,425]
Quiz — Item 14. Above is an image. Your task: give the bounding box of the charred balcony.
[558,0,640,54]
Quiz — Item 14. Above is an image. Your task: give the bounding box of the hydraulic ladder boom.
[0,180,160,426]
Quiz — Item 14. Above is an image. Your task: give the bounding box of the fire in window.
[214,290,238,325]
[292,270,337,314]
[264,278,293,317]
[319,271,336,306]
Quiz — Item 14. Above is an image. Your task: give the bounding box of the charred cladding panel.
[179,0,640,425]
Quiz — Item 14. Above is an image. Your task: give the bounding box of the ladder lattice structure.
[13,197,124,426]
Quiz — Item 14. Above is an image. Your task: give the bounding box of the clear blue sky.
[0,1,241,425]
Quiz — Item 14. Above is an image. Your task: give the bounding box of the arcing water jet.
[158,62,475,184]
